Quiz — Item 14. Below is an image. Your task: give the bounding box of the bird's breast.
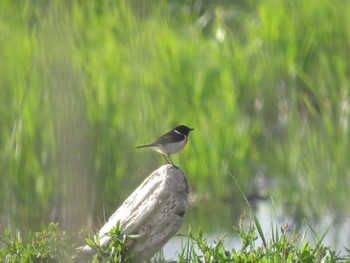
[155,137,187,155]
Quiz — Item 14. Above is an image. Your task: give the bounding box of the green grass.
[1,0,350,244]
[1,216,348,262]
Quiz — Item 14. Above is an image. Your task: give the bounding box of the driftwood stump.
[79,164,188,262]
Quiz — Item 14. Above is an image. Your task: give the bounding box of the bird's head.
[173,125,194,136]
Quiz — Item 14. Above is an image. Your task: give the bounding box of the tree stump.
[79,164,188,262]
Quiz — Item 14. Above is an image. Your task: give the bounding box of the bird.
[136,125,194,165]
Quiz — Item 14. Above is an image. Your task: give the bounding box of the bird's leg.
[162,155,170,164]
[168,155,175,165]
[161,154,175,165]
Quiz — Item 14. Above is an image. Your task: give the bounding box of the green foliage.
[1,0,350,239]
[0,223,74,262]
[160,214,349,263]
[81,225,136,263]
[1,218,348,263]
[0,223,135,263]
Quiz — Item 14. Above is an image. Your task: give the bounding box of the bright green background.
[1,0,349,243]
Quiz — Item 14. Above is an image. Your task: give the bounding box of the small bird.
[136,125,194,165]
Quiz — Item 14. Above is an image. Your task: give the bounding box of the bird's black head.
[173,125,194,136]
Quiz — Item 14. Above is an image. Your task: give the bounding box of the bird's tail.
[135,144,153,149]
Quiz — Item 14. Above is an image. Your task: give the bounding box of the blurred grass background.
[1,0,349,243]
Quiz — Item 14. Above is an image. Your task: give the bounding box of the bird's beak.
[190,128,195,131]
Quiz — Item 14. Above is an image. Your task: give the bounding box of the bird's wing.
[154,130,185,144]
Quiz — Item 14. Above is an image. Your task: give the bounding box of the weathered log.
[79,164,188,262]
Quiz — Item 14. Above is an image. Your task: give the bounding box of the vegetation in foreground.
[1,213,349,263]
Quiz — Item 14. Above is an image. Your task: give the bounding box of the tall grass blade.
[233,176,267,250]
